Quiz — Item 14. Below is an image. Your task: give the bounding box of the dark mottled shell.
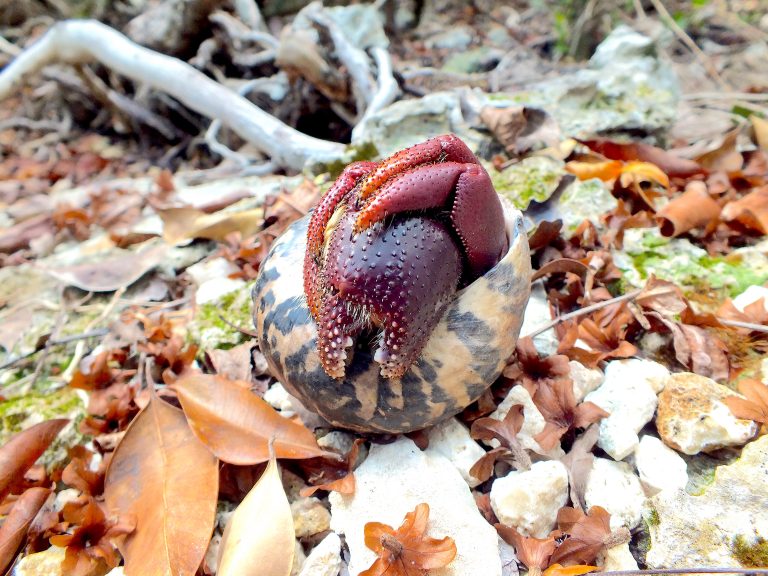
[252,199,531,433]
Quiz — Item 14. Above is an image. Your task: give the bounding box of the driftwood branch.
[0,19,345,171]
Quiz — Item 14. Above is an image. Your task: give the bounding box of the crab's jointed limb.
[304,134,507,380]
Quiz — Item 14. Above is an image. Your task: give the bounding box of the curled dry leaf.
[299,438,363,497]
[559,425,599,511]
[656,181,721,237]
[217,454,294,576]
[577,137,703,178]
[0,487,51,574]
[470,404,531,481]
[104,394,218,576]
[361,503,457,576]
[542,564,598,576]
[721,185,768,234]
[157,206,265,244]
[0,419,68,502]
[532,378,609,452]
[752,115,768,152]
[173,372,332,465]
[550,506,625,566]
[496,524,555,573]
[723,379,768,433]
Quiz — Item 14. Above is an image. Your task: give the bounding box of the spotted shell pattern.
[252,199,531,433]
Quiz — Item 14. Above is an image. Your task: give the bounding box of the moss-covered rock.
[487,156,565,211]
[188,283,255,351]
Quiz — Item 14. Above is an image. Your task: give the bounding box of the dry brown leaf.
[696,128,744,173]
[206,340,257,382]
[532,378,609,451]
[542,563,598,576]
[104,394,218,576]
[481,106,561,155]
[0,487,51,574]
[217,453,294,576]
[45,243,168,292]
[656,181,721,237]
[577,138,703,178]
[496,524,556,570]
[157,206,265,244]
[173,372,332,465]
[0,419,68,502]
[550,506,613,566]
[721,186,768,234]
[559,424,599,511]
[752,115,768,153]
[723,379,768,433]
[361,503,457,576]
[653,315,730,381]
[565,160,622,182]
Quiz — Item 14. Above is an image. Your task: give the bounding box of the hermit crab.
[253,134,531,433]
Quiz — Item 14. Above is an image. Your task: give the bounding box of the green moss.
[189,283,255,351]
[622,230,768,300]
[486,157,564,210]
[322,142,380,179]
[645,506,660,527]
[732,535,768,567]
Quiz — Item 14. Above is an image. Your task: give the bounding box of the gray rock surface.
[426,418,487,488]
[634,435,688,496]
[646,435,768,568]
[298,532,342,576]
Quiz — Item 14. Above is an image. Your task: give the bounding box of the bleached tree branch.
[0,19,345,171]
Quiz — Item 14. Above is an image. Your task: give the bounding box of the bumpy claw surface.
[304,134,506,380]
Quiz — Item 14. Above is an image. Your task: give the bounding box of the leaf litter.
[1,4,768,576]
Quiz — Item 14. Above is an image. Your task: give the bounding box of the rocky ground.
[1,1,768,575]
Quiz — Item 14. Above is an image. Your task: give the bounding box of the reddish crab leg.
[356,134,477,201]
[304,161,375,320]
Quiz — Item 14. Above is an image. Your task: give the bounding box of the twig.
[646,0,729,91]
[217,314,259,338]
[683,92,768,102]
[524,290,642,338]
[351,47,400,142]
[0,329,109,372]
[204,79,264,166]
[231,0,268,33]
[310,7,376,119]
[718,318,768,333]
[602,569,768,576]
[62,287,125,381]
[0,19,345,171]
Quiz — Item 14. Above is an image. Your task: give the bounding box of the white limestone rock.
[330,438,501,576]
[298,532,342,576]
[426,418,487,488]
[489,385,563,458]
[490,460,569,538]
[599,542,639,572]
[585,359,669,460]
[731,285,768,312]
[264,382,296,415]
[646,435,768,569]
[518,281,558,356]
[656,373,758,455]
[634,435,688,496]
[317,431,357,455]
[291,497,331,538]
[584,458,646,530]
[570,360,604,403]
[12,546,65,576]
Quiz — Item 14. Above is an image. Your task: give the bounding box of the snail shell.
[252,198,531,433]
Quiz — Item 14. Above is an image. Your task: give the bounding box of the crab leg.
[356,134,478,201]
[304,161,375,320]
